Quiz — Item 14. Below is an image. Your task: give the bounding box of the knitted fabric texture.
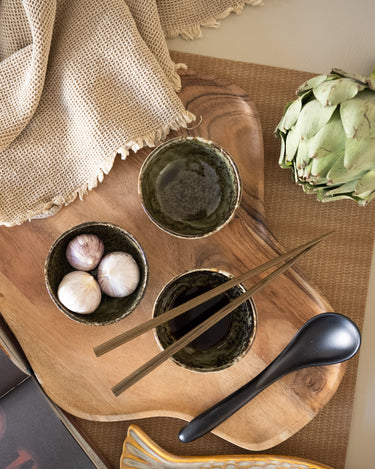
[0,0,261,226]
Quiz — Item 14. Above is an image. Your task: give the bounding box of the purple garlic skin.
[66,234,104,271]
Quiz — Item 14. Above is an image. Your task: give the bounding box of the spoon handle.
[179,312,361,443]
[178,349,291,443]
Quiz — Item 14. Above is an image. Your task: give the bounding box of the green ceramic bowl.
[138,136,242,238]
[44,222,149,326]
[153,269,257,372]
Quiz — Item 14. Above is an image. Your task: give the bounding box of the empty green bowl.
[153,269,256,372]
[138,136,242,238]
[44,222,149,326]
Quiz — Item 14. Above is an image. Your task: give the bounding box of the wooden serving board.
[0,70,345,451]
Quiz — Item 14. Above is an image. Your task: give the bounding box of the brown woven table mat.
[70,51,375,469]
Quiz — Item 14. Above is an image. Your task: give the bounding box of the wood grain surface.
[0,70,345,451]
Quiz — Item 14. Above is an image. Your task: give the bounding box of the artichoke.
[276,68,375,205]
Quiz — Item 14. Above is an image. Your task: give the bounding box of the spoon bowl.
[179,313,361,443]
[267,312,361,375]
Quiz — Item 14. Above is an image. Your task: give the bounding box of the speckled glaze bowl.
[138,136,242,238]
[44,222,149,326]
[153,269,256,372]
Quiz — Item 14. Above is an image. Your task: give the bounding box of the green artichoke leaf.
[293,162,300,183]
[317,191,359,203]
[333,68,375,91]
[300,159,313,181]
[295,100,337,140]
[323,179,358,196]
[305,175,329,186]
[285,126,301,163]
[311,150,342,179]
[278,131,288,167]
[326,153,366,185]
[364,189,375,204]
[309,109,346,159]
[302,180,331,193]
[297,166,304,180]
[344,137,375,171]
[278,98,302,132]
[340,90,375,139]
[302,182,318,194]
[313,78,365,106]
[355,168,375,198]
[295,137,311,169]
[297,75,327,95]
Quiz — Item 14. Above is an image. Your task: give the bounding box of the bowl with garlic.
[44,222,149,325]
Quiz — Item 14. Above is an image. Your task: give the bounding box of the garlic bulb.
[66,234,104,271]
[57,271,102,314]
[97,251,140,297]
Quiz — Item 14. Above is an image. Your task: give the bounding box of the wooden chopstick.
[94,231,332,358]
[111,242,319,397]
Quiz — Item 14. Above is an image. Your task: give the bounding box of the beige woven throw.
[0,0,261,227]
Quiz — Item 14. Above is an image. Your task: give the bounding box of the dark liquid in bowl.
[167,285,233,351]
[155,158,222,222]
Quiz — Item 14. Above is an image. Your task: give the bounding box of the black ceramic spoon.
[178,312,361,443]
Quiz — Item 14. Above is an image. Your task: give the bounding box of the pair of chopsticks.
[94,231,332,397]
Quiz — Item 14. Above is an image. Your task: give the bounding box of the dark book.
[0,315,110,469]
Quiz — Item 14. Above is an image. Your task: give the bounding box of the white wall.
[167,1,375,468]
[167,0,375,76]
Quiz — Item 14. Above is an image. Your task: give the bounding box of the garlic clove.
[57,270,102,314]
[97,251,140,298]
[66,234,104,271]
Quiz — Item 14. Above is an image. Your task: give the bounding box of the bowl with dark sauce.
[138,136,241,238]
[153,269,257,372]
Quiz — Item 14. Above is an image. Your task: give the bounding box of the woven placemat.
[69,52,375,469]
